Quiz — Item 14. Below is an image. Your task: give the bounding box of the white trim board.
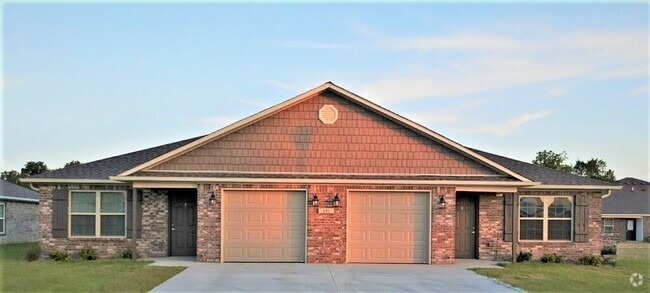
[0,196,39,203]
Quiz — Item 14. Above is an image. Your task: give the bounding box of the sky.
[2,2,648,180]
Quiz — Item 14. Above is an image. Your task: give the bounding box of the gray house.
[602,178,650,242]
[0,180,39,244]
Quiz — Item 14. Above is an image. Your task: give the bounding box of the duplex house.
[23,82,619,263]
[602,177,649,243]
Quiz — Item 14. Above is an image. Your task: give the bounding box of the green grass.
[472,257,650,293]
[0,242,186,292]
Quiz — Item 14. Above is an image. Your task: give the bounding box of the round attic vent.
[318,105,339,124]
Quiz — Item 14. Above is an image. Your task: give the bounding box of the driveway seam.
[326,264,340,293]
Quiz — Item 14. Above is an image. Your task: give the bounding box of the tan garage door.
[223,190,306,262]
[348,191,430,264]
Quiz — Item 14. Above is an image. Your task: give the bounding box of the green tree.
[20,161,49,176]
[573,158,616,182]
[64,160,81,168]
[532,150,573,172]
[1,170,23,186]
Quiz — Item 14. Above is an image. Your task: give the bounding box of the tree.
[532,150,573,172]
[20,161,49,176]
[1,170,23,185]
[573,158,616,182]
[64,160,81,168]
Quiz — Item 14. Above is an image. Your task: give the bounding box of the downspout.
[29,183,39,192]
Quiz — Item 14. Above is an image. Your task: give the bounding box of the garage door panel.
[224,190,306,262]
[349,191,429,264]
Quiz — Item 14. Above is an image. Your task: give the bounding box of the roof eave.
[523,184,622,190]
[0,196,39,203]
[20,178,125,184]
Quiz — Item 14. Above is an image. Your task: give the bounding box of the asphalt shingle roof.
[30,136,203,180]
[470,148,612,186]
[1,180,39,201]
[603,178,650,215]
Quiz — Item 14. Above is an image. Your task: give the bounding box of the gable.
[149,90,503,176]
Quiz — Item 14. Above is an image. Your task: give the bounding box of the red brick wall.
[196,183,456,264]
[477,191,603,261]
[153,91,498,175]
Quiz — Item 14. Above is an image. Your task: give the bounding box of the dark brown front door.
[455,195,477,259]
[170,190,197,256]
[626,219,636,241]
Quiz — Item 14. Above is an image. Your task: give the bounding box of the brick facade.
[602,216,650,244]
[38,185,169,259]
[0,200,39,244]
[477,191,603,261]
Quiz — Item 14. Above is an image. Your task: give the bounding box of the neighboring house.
[23,82,619,263]
[602,177,650,243]
[0,180,39,244]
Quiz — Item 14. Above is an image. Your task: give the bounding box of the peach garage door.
[223,190,306,262]
[348,191,430,264]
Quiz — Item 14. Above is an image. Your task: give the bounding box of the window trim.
[68,190,127,238]
[603,218,614,233]
[518,196,574,242]
[0,202,5,235]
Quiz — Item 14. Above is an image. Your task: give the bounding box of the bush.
[121,248,133,259]
[601,245,616,255]
[79,247,98,260]
[602,255,616,266]
[578,255,602,266]
[539,253,564,263]
[25,246,41,262]
[48,249,69,262]
[516,251,533,262]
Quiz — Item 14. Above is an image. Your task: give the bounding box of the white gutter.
[0,196,39,203]
[20,178,124,184]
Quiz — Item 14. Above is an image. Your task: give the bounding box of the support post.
[511,193,518,263]
[132,188,138,259]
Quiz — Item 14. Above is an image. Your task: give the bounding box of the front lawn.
[472,257,650,292]
[0,242,186,292]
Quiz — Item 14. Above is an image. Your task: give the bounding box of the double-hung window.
[603,219,614,233]
[70,191,126,237]
[0,203,5,235]
[519,196,573,241]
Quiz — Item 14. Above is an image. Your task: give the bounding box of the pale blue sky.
[2,2,648,180]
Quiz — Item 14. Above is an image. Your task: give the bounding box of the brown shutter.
[126,190,142,238]
[51,189,69,238]
[504,193,513,242]
[574,194,589,243]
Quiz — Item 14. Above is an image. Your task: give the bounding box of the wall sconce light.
[325,193,341,207]
[309,194,319,207]
[209,192,216,205]
[436,196,446,209]
[332,194,340,207]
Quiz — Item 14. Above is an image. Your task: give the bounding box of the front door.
[455,195,477,259]
[170,190,197,256]
[626,219,636,241]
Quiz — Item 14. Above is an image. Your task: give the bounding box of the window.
[0,203,5,235]
[603,219,614,233]
[70,191,126,237]
[519,196,573,241]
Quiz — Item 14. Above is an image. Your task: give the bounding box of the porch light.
[332,194,340,207]
[437,196,446,209]
[209,192,216,205]
[309,194,319,207]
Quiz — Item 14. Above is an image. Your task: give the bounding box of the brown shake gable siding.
[151,90,499,175]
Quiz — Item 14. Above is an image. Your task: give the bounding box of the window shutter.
[126,190,143,239]
[504,193,513,242]
[574,194,589,243]
[51,189,69,238]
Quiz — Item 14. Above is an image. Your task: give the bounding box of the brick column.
[431,187,456,264]
[197,183,221,262]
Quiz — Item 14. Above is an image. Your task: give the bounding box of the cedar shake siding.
[151,91,500,175]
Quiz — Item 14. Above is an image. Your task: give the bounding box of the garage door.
[348,191,430,264]
[223,190,306,262]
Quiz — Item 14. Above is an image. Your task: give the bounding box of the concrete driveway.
[150,260,519,292]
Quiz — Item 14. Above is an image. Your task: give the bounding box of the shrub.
[578,255,602,266]
[540,253,564,263]
[79,247,98,260]
[48,249,69,262]
[121,248,133,259]
[516,251,533,262]
[602,255,616,266]
[25,246,41,262]
[601,245,616,255]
